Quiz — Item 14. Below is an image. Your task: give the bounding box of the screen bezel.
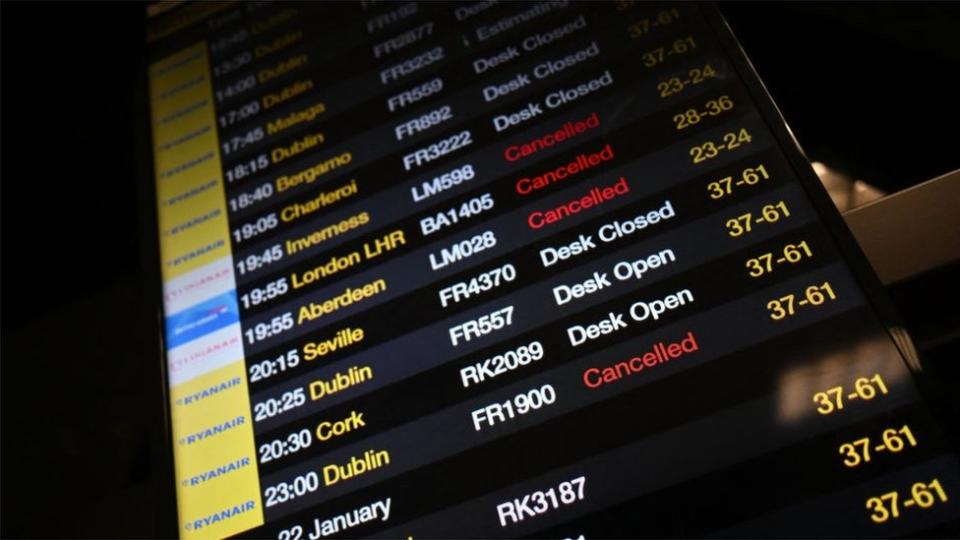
[139,3,957,536]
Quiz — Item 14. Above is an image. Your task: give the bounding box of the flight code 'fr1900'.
[472,383,556,431]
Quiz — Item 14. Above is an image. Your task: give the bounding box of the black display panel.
[145,2,960,537]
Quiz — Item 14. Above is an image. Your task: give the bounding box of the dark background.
[1,2,958,537]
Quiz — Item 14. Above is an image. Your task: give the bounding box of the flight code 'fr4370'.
[439,263,517,308]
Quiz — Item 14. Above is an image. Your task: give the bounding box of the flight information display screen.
[145,2,960,538]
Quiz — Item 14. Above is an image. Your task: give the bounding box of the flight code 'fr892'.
[461,340,544,388]
[439,263,517,307]
[450,305,514,346]
[472,384,556,431]
[497,475,586,527]
[813,374,888,415]
[395,105,454,141]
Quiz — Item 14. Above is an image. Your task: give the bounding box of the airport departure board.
[146,2,960,538]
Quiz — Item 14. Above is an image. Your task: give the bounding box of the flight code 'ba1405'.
[421,193,494,236]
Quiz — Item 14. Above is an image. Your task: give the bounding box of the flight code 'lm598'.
[411,162,475,203]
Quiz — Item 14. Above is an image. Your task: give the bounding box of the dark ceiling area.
[721,2,960,191]
[1,2,958,538]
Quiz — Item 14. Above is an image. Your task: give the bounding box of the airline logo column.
[149,43,264,538]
